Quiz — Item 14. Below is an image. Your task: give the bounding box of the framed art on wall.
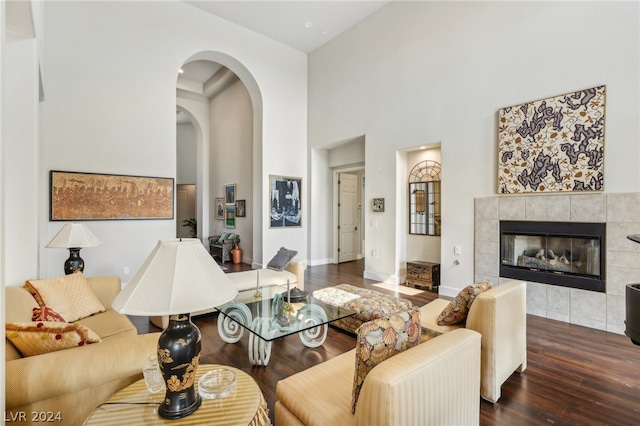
[236,200,246,217]
[225,184,236,204]
[269,175,302,228]
[498,85,605,193]
[225,205,236,228]
[215,197,224,220]
[372,198,385,212]
[50,170,174,220]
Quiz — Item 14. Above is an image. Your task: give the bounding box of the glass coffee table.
[216,285,355,366]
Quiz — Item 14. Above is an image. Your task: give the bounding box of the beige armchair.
[419,279,527,403]
[275,329,481,426]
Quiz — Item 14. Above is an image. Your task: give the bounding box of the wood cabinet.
[406,261,440,291]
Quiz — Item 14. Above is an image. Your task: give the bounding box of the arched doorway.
[176,52,264,265]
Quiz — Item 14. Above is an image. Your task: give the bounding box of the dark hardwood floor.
[131,259,640,425]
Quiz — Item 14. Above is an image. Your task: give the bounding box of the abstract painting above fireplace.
[500,221,606,292]
[497,85,606,194]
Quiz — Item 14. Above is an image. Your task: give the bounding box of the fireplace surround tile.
[526,282,546,317]
[606,251,640,268]
[570,289,606,330]
[606,295,626,335]
[546,195,570,221]
[475,219,499,243]
[607,222,640,252]
[547,286,570,318]
[525,196,547,221]
[570,194,606,222]
[607,192,640,222]
[475,252,498,277]
[606,266,640,297]
[498,197,525,220]
[475,197,498,220]
[475,192,640,336]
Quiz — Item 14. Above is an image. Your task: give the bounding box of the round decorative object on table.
[198,368,237,399]
[279,287,309,303]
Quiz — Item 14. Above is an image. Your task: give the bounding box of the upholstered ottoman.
[312,284,413,334]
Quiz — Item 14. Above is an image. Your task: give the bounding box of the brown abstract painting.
[498,86,605,193]
[50,171,174,220]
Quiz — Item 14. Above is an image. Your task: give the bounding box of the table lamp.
[112,238,238,419]
[46,223,102,274]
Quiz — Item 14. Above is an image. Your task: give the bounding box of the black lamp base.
[157,313,202,419]
[64,248,84,275]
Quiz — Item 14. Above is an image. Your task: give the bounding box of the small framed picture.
[236,199,246,217]
[372,198,385,212]
[225,183,236,205]
[225,205,236,228]
[215,197,224,220]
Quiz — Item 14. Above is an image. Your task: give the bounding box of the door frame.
[332,166,365,264]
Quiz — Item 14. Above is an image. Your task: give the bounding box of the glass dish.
[198,368,237,399]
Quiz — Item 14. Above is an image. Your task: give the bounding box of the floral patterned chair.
[208,233,240,263]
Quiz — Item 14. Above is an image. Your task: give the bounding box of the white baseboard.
[308,258,333,266]
[363,269,400,285]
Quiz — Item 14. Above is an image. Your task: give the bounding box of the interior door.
[338,173,359,263]
[176,184,196,237]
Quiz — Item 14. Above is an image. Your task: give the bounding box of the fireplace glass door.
[502,234,601,278]
[499,221,605,292]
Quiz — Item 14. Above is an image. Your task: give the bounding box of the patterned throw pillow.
[6,321,101,357]
[32,306,66,322]
[351,307,421,413]
[437,280,493,326]
[266,247,298,271]
[24,272,105,323]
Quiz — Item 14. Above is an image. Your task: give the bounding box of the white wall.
[308,1,640,295]
[209,79,253,262]
[2,0,307,284]
[176,122,196,185]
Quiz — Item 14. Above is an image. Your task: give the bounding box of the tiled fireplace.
[475,193,640,335]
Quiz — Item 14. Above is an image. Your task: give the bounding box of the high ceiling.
[176,1,391,123]
[183,1,392,53]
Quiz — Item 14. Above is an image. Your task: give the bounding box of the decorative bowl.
[198,368,237,399]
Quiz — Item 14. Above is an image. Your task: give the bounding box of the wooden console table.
[406,260,440,291]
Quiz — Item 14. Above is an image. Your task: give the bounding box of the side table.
[84,364,270,425]
[406,260,440,292]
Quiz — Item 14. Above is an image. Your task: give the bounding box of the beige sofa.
[419,279,527,403]
[275,328,481,426]
[5,276,159,425]
[151,259,307,328]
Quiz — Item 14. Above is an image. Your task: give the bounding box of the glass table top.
[215,285,356,341]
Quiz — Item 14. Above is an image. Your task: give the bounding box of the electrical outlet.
[123,266,130,275]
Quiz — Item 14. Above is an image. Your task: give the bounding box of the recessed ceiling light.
[320,30,327,36]
[420,146,427,150]
[179,68,184,74]
[304,22,314,29]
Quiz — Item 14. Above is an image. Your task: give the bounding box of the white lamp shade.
[46,223,102,248]
[112,239,238,316]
